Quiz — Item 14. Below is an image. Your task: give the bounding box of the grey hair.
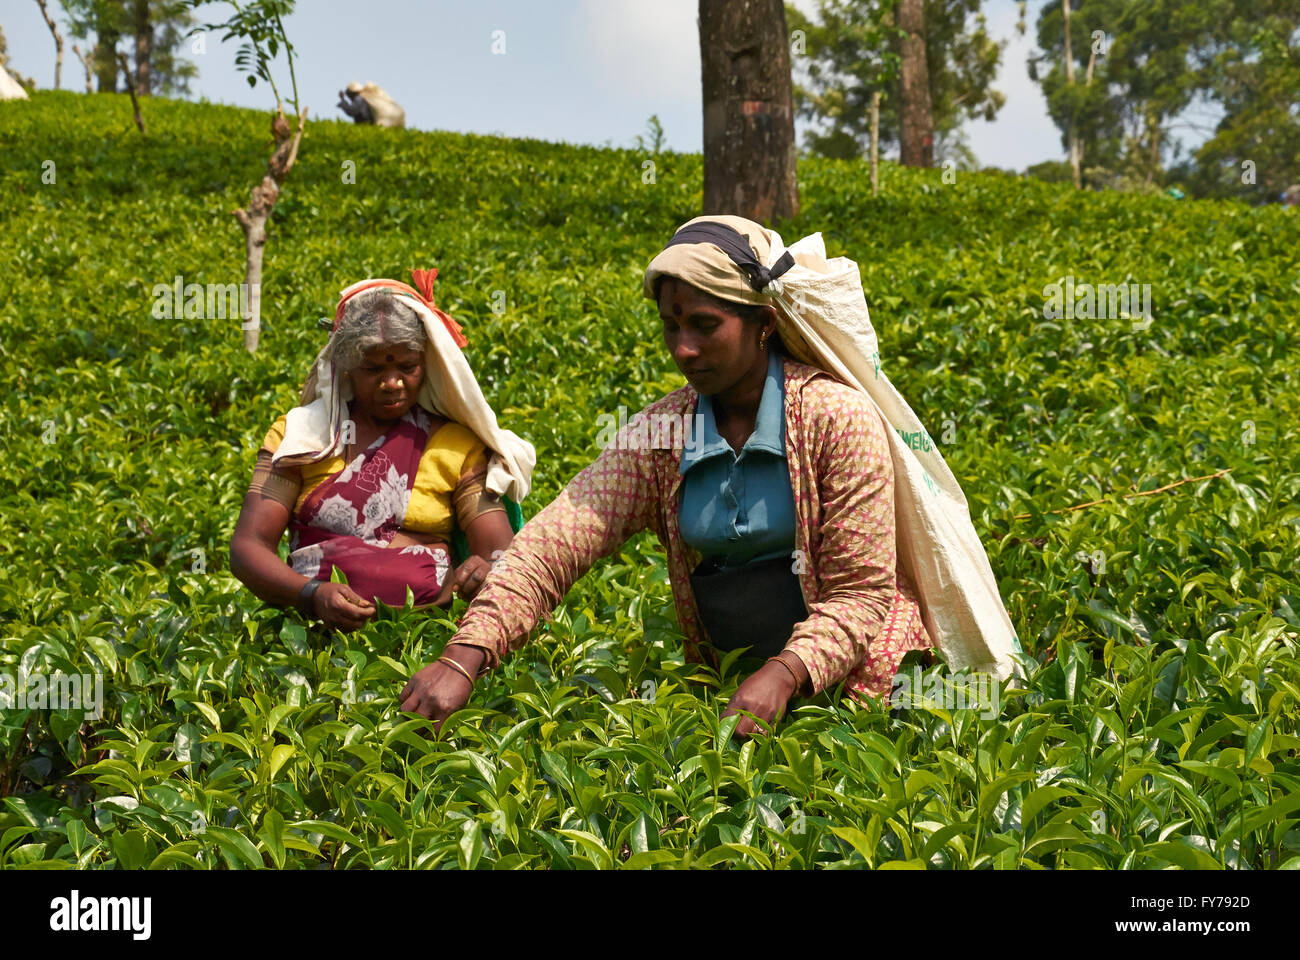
[332,289,427,373]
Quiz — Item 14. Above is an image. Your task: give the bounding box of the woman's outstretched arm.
[400,416,664,723]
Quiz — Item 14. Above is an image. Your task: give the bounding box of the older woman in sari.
[400,219,944,735]
[231,271,535,631]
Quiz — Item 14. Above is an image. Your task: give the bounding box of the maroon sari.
[287,407,451,606]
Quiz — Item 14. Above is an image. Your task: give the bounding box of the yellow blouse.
[258,412,498,539]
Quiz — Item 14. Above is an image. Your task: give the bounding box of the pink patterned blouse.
[450,357,933,700]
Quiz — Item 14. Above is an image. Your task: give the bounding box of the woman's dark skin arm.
[398,508,512,729]
[722,653,812,738]
[447,508,515,601]
[421,508,515,607]
[398,639,486,732]
[229,491,376,630]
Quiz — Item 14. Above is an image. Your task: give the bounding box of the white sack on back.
[764,230,1024,681]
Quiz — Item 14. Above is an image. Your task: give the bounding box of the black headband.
[662,221,796,293]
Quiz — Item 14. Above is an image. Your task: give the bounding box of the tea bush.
[1,92,1298,868]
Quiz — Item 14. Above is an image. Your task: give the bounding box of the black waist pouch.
[689,554,809,658]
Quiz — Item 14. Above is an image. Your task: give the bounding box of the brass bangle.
[446,643,491,678]
[437,656,475,688]
[766,654,801,689]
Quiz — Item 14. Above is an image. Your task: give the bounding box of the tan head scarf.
[643,215,849,381]
[642,214,786,307]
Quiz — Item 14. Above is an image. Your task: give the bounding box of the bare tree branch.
[72,44,94,93]
[116,51,146,134]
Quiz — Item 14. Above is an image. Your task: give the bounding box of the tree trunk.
[699,0,799,223]
[870,90,881,196]
[1067,134,1082,190]
[133,0,152,96]
[898,0,934,167]
[1062,0,1081,188]
[1146,108,1160,185]
[36,0,64,90]
[234,107,308,353]
[94,4,120,93]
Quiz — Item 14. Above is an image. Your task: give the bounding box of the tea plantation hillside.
[2,92,1298,869]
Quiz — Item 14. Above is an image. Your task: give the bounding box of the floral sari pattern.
[288,407,451,606]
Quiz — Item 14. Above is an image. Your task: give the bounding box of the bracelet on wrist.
[764,655,795,686]
[298,579,322,617]
[445,642,490,678]
[438,656,475,688]
[767,653,804,694]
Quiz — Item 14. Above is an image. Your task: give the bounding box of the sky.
[4,0,1067,169]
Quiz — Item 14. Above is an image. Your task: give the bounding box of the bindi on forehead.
[672,302,682,316]
[386,354,395,362]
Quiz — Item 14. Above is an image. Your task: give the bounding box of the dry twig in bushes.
[1011,468,1234,521]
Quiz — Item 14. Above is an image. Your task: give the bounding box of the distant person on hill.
[230,271,534,631]
[336,82,406,128]
[403,217,1014,736]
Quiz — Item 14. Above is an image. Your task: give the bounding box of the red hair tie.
[332,269,468,349]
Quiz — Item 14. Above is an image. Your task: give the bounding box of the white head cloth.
[272,278,536,504]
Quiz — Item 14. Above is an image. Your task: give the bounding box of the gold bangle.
[437,656,475,688]
[446,643,491,678]
[766,654,800,689]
